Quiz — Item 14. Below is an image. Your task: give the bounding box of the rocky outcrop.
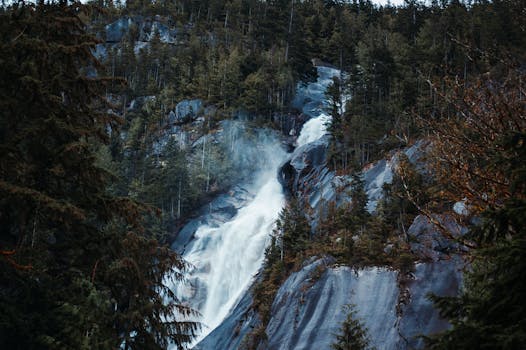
[408,214,468,261]
[195,287,261,350]
[178,64,462,349]
[262,257,462,350]
[264,258,400,350]
[105,17,133,43]
[291,66,342,118]
[364,140,426,213]
[197,254,462,350]
[398,257,463,349]
[266,137,464,349]
[171,185,253,254]
[172,99,203,123]
[280,136,329,195]
[280,138,427,230]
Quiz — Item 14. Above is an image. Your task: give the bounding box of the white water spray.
[294,66,348,148]
[295,113,330,147]
[171,66,344,347]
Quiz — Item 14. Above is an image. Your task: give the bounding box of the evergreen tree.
[427,217,526,349]
[0,2,198,348]
[332,304,372,350]
[349,172,369,232]
[276,198,310,259]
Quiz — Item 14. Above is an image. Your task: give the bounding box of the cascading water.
[295,113,330,147]
[293,66,348,148]
[171,66,344,347]
[183,161,286,343]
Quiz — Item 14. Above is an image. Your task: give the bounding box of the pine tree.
[332,304,372,350]
[349,172,369,232]
[0,2,198,348]
[276,198,310,259]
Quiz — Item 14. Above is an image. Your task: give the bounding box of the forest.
[0,0,525,349]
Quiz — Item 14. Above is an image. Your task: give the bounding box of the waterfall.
[181,162,286,344]
[294,66,347,148]
[295,113,330,147]
[171,66,343,347]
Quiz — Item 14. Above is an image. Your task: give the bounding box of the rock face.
[363,158,393,212]
[178,63,461,349]
[281,136,329,195]
[171,185,253,254]
[140,17,178,43]
[197,137,463,349]
[364,140,426,213]
[195,287,261,350]
[399,257,463,349]
[408,214,468,261]
[147,97,209,153]
[174,99,203,123]
[105,17,133,43]
[265,258,400,350]
[280,137,427,230]
[196,255,462,350]
[292,65,342,118]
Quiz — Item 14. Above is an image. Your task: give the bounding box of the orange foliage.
[422,68,526,213]
[1,249,32,271]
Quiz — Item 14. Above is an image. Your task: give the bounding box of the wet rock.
[281,136,329,196]
[171,185,253,254]
[195,287,261,350]
[292,66,343,118]
[398,257,463,348]
[265,258,402,350]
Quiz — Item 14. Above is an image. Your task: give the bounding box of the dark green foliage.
[349,173,369,230]
[426,208,526,350]
[248,199,311,348]
[332,304,372,350]
[377,155,423,235]
[0,2,198,348]
[276,198,311,257]
[1,0,524,348]
[101,0,318,121]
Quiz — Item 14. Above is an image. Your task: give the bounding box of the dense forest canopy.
[1,0,525,349]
